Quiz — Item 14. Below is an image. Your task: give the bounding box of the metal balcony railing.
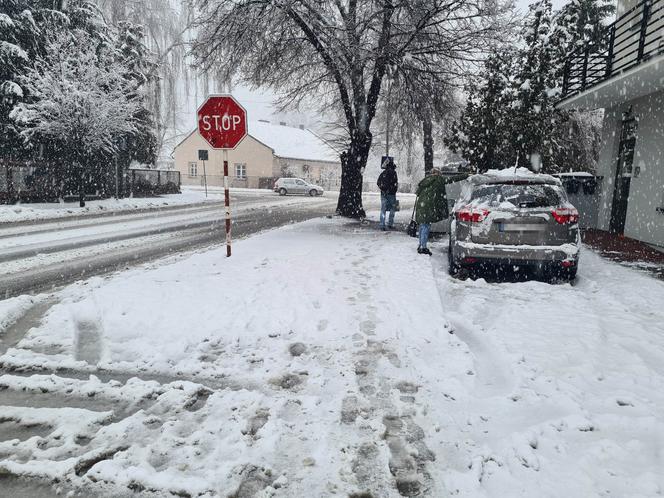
[561,0,664,100]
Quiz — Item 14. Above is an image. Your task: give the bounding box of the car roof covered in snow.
[469,167,561,186]
[553,171,596,178]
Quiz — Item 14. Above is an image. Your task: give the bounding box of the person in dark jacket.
[415,168,449,255]
[377,161,398,230]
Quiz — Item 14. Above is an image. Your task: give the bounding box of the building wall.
[174,132,275,189]
[596,89,664,246]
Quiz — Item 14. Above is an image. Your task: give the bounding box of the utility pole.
[202,160,208,197]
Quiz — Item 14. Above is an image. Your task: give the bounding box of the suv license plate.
[499,223,546,232]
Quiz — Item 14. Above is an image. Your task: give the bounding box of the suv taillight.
[456,208,490,223]
[551,207,579,224]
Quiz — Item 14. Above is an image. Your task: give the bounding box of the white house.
[173,120,341,190]
[557,0,664,247]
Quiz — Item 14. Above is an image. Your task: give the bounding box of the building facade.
[558,0,664,247]
[173,121,341,190]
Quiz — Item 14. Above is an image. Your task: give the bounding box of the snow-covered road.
[0,213,662,497]
[0,192,351,298]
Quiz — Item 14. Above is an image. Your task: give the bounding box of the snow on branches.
[192,0,514,216]
[445,0,611,174]
[11,31,139,159]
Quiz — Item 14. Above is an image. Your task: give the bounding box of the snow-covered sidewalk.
[0,190,223,224]
[1,214,663,497]
[0,186,286,224]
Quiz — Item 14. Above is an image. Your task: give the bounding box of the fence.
[1,162,181,203]
[130,168,181,196]
[0,161,61,203]
[180,174,343,192]
[178,173,417,194]
[562,0,664,99]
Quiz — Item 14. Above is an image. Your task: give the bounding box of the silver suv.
[273,178,324,196]
[448,171,580,281]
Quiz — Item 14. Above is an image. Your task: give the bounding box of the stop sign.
[197,95,248,149]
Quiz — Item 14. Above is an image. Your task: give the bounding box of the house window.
[235,163,247,179]
[188,162,197,177]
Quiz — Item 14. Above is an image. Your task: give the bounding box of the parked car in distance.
[448,169,580,281]
[273,178,324,196]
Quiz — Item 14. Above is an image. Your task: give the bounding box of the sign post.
[197,95,247,257]
[198,149,209,197]
[223,151,231,257]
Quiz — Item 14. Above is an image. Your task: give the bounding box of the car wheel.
[563,267,578,282]
[309,189,317,197]
[549,265,577,284]
[448,243,460,277]
[279,188,287,196]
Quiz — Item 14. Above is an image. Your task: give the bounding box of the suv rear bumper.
[454,240,579,264]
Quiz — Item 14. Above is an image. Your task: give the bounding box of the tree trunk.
[423,113,434,175]
[78,163,86,208]
[153,76,163,156]
[118,159,125,198]
[406,134,414,191]
[336,129,372,218]
[2,160,13,205]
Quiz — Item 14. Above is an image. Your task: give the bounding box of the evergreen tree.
[445,53,514,173]
[445,0,614,174]
[558,0,615,52]
[114,21,158,168]
[507,0,562,170]
[0,2,42,162]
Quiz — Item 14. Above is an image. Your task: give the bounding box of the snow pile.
[0,296,41,336]
[554,171,595,177]
[0,215,663,496]
[482,167,560,184]
[0,189,223,224]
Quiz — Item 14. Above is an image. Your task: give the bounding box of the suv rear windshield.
[471,183,564,208]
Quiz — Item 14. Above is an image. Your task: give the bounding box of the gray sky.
[517,0,568,12]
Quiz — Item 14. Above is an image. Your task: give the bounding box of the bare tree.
[384,68,460,176]
[191,0,513,217]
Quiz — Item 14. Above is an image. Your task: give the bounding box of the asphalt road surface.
[0,191,383,299]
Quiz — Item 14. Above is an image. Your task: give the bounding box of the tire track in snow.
[431,248,515,399]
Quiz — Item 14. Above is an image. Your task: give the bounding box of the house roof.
[174,121,340,164]
[249,121,339,163]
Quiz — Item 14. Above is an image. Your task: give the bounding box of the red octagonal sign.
[197,95,248,150]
